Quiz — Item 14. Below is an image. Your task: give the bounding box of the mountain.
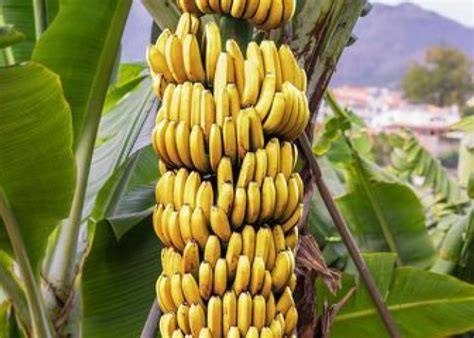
[331,3,474,87]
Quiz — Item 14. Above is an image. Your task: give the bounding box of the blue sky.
[373,0,474,27]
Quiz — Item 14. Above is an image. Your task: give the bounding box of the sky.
[372,0,474,27]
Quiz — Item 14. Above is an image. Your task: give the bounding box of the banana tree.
[1,0,474,338]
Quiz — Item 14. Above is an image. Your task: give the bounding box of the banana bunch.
[149,11,308,338]
[176,0,297,31]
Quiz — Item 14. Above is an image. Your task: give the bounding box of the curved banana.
[191,207,210,249]
[252,295,266,330]
[216,87,230,127]
[154,120,172,165]
[281,203,303,233]
[280,175,299,221]
[284,306,298,335]
[226,39,245,95]
[260,0,283,31]
[167,210,186,251]
[196,0,212,13]
[208,296,223,338]
[179,81,193,125]
[255,73,276,120]
[261,270,272,299]
[233,255,251,294]
[189,303,206,336]
[246,42,265,81]
[280,141,294,179]
[182,273,205,307]
[246,182,261,224]
[241,60,260,107]
[176,303,191,334]
[285,226,298,251]
[199,261,213,300]
[175,121,193,168]
[223,291,238,334]
[190,125,211,172]
[230,0,246,18]
[223,117,238,165]
[217,156,234,192]
[204,235,221,268]
[210,205,232,241]
[255,227,271,265]
[236,108,250,160]
[171,273,186,308]
[271,252,292,292]
[175,12,192,40]
[205,22,222,85]
[146,44,173,81]
[213,258,228,296]
[241,225,256,264]
[165,121,183,166]
[226,232,243,279]
[282,0,296,24]
[265,138,280,179]
[272,224,286,252]
[266,292,276,326]
[196,181,214,221]
[191,82,204,127]
[230,186,247,229]
[165,34,187,83]
[260,176,276,222]
[160,313,177,337]
[214,52,234,104]
[249,256,265,295]
[209,124,223,172]
[183,171,201,208]
[243,0,259,19]
[182,240,200,274]
[200,89,216,139]
[273,173,288,220]
[217,181,234,215]
[252,0,272,25]
[254,148,268,188]
[248,108,265,151]
[174,168,189,208]
[237,292,252,335]
[262,92,286,134]
[153,204,171,246]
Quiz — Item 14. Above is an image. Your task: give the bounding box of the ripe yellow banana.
[199,328,213,338]
[289,272,297,291]
[167,210,186,251]
[213,258,228,296]
[196,0,212,13]
[216,87,230,127]
[178,0,199,14]
[262,92,286,134]
[272,252,292,292]
[300,67,307,92]
[209,124,223,171]
[226,39,245,95]
[241,225,256,264]
[191,82,204,127]
[246,182,261,224]
[175,121,193,168]
[279,86,300,137]
[205,22,222,85]
[154,120,172,165]
[182,240,200,274]
[273,173,288,220]
[158,171,175,205]
[223,291,238,334]
[227,84,241,121]
[236,108,250,160]
[248,108,265,151]
[285,226,298,251]
[199,261,213,300]
[176,303,191,334]
[246,327,259,338]
[151,71,166,99]
[196,181,214,221]
[175,12,192,40]
[156,29,171,54]
[252,0,272,25]
[217,156,234,192]
[280,175,299,221]
[223,117,238,166]
[146,45,173,81]
[230,186,247,229]
[281,203,303,233]
[270,318,283,338]
[265,138,280,179]
[278,44,297,85]
[191,207,210,249]
[153,204,171,246]
[171,273,186,308]
[293,172,304,201]
[169,84,182,121]
[272,224,286,252]
[208,296,223,338]
[267,230,277,270]
[252,295,266,330]
[217,181,234,215]
[190,125,211,172]
[236,152,256,189]
[179,82,193,125]
[282,0,296,23]
[246,42,265,81]
[160,313,177,337]
[251,149,267,189]
[230,0,246,18]
[226,232,243,279]
[243,0,259,18]
[157,275,177,312]
[241,60,260,107]
[233,255,251,294]
[173,167,189,208]
[166,34,187,83]
[165,121,184,166]
[261,270,272,299]
[284,306,298,335]
[214,52,235,104]
[200,89,216,139]
[209,0,221,13]
[221,0,232,13]
[266,292,276,326]
[204,235,221,268]
[260,176,276,222]
[255,227,271,265]
[280,141,294,179]
[249,256,265,295]
[261,327,273,338]
[183,171,201,208]
[210,205,232,241]
[255,73,276,120]
[189,303,206,336]
[260,0,283,31]
[237,292,252,335]
[182,273,205,307]
[161,83,176,120]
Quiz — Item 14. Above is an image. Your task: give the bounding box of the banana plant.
[1,1,474,338]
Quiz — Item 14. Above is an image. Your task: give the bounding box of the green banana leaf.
[0,62,75,273]
[320,253,474,338]
[82,219,160,338]
[0,25,25,48]
[336,156,435,268]
[31,0,133,147]
[0,0,35,62]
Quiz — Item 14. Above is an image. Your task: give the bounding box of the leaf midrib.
[335,295,474,322]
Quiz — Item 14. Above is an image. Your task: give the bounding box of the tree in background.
[402,45,473,113]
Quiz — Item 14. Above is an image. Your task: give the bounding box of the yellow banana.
[178,0,200,14]
[252,0,272,25]
[233,255,251,294]
[179,82,193,125]
[267,231,276,270]
[151,70,166,99]
[226,232,243,279]
[300,67,307,92]
[200,89,216,139]
[230,186,247,229]
[205,22,222,85]
[199,328,213,338]
[209,124,223,171]
[174,167,189,209]
[182,273,205,307]
[241,225,256,264]
[236,108,250,160]
[190,125,211,172]
[253,149,268,188]
[266,292,276,326]
[252,295,266,330]
[146,44,173,81]
[157,171,175,205]
[279,85,300,137]
[189,303,206,336]
[246,327,259,338]
[196,181,214,221]
[217,181,234,215]
[260,0,283,31]
[191,82,204,126]
[230,0,246,18]
[280,175,299,221]
[270,319,283,338]
[161,83,175,119]
[171,273,186,308]
[262,92,286,134]
[243,0,259,18]
[167,210,186,251]
[196,0,212,13]
[274,82,296,135]
[165,121,183,166]
[223,291,238,334]
[154,120,172,165]
[261,270,272,299]
[241,60,260,107]
[199,261,213,300]
[208,296,223,338]
[261,327,273,338]
[273,173,288,220]
[214,52,235,103]
[293,172,304,201]
[226,39,245,95]
[246,42,265,81]
[166,34,187,83]
[209,0,221,13]
[265,138,280,179]
[175,121,193,168]
[221,0,232,13]
[246,182,261,224]
[284,306,298,335]
[278,44,297,85]
[272,253,292,292]
[248,108,265,151]
[280,142,294,179]
[287,91,310,141]
[153,204,171,246]
[281,203,303,233]
[260,176,276,222]
[182,240,200,274]
[213,258,228,296]
[216,87,230,127]
[255,73,276,120]
[272,224,286,252]
[158,275,177,312]
[160,313,177,337]
[169,84,182,121]
[285,226,298,251]
[223,117,238,165]
[183,171,201,208]
[237,292,252,335]
[158,160,168,176]
[249,256,265,295]
[237,152,255,188]
[156,29,171,53]
[227,84,241,121]
[217,156,234,192]
[177,303,191,334]
[175,12,192,40]
[204,235,221,268]
[255,227,271,265]
[289,273,297,291]
[282,0,296,23]
[210,205,232,241]
[191,207,210,249]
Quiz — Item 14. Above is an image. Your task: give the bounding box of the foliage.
[401,45,473,108]
[319,253,474,338]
